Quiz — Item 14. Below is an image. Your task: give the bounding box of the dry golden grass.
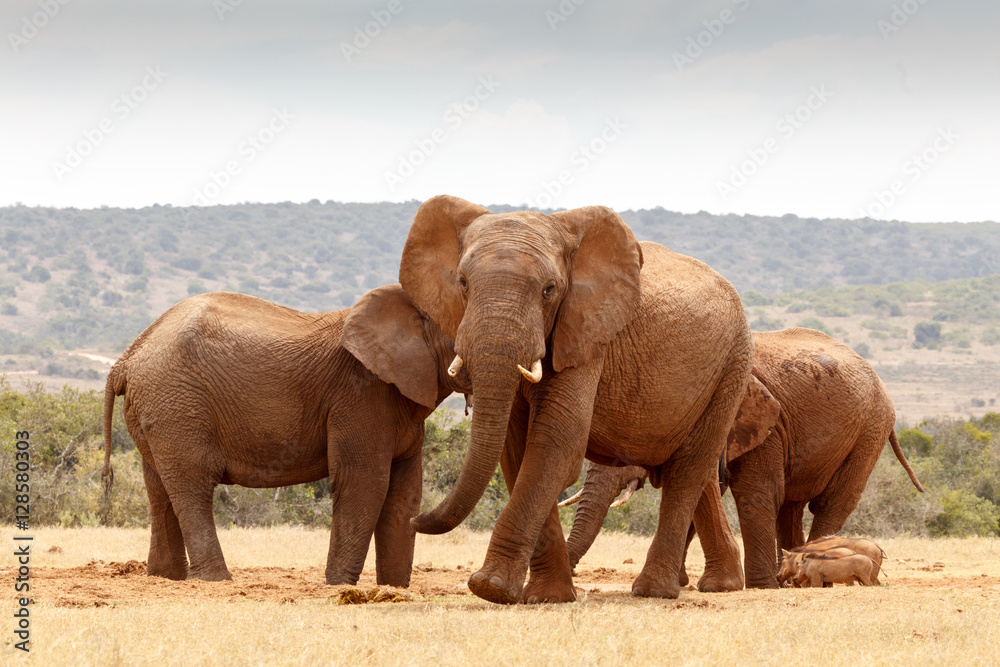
[4,527,999,666]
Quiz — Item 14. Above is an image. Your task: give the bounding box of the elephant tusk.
[610,479,640,508]
[447,355,464,377]
[558,489,584,507]
[517,359,543,383]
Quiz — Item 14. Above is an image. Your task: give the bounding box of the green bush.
[981,327,1000,346]
[898,428,933,457]
[926,489,999,537]
[913,321,942,349]
[24,265,51,283]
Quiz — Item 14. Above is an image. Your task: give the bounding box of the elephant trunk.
[565,466,625,569]
[411,319,526,535]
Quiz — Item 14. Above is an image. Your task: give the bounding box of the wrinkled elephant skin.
[564,328,923,589]
[398,195,754,604]
[102,285,469,587]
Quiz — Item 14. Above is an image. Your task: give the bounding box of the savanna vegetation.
[1,202,998,354]
[3,376,997,539]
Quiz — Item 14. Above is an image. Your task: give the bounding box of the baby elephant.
[102,284,470,586]
[782,550,878,587]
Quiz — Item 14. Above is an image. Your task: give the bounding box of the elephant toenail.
[632,587,642,596]
[527,596,539,604]
[489,576,504,588]
[470,572,485,583]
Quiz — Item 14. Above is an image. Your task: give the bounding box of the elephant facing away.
[561,328,923,588]
[102,284,470,586]
[398,195,756,604]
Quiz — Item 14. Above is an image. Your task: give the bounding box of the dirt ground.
[18,548,1000,609]
[4,529,999,665]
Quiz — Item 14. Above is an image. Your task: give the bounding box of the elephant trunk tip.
[410,512,457,536]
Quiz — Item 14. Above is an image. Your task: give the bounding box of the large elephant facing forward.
[102,284,470,586]
[561,328,924,588]
[399,195,758,604]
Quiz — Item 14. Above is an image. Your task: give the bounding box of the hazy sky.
[2,0,997,221]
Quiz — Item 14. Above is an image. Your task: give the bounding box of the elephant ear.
[548,206,644,371]
[399,195,491,341]
[341,284,440,409]
[726,375,781,463]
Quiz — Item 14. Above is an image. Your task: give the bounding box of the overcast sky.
[2,0,997,221]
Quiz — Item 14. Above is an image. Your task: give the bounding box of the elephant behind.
[561,327,923,588]
[101,284,469,586]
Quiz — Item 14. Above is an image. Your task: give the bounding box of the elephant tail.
[889,429,925,493]
[102,362,126,497]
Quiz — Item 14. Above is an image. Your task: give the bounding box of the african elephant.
[559,328,923,588]
[398,195,757,604]
[101,284,470,586]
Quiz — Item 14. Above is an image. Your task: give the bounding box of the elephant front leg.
[468,369,597,605]
[522,504,576,604]
[497,396,575,604]
[373,454,421,587]
[325,442,391,586]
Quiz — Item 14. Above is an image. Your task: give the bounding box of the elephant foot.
[375,563,413,588]
[325,570,361,586]
[678,567,689,587]
[696,568,744,593]
[522,572,576,604]
[468,567,524,605]
[745,576,780,590]
[187,567,232,582]
[147,558,188,581]
[632,569,681,599]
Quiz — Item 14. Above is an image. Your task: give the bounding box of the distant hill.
[0,201,998,353]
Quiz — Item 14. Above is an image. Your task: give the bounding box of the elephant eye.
[542,283,555,298]
[458,276,468,291]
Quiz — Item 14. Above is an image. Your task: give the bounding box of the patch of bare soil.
[12,561,999,608]
[21,561,474,608]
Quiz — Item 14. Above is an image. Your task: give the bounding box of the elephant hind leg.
[633,355,750,599]
[777,501,807,550]
[143,458,188,580]
[155,449,230,581]
[807,433,883,541]
[169,481,230,581]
